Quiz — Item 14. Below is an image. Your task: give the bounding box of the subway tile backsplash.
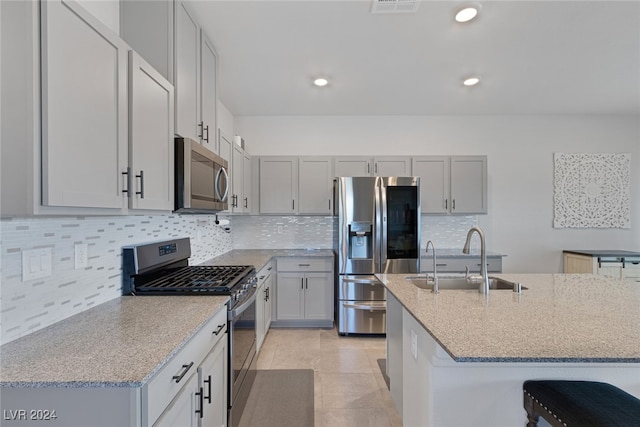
[0,215,231,345]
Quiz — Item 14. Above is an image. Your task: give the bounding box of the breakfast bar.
[378,273,640,427]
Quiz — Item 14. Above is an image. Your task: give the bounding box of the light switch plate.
[75,244,88,269]
[22,248,53,281]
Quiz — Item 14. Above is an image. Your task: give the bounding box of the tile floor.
[255,327,403,427]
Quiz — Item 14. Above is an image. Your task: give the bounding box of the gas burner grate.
[133,265,254,295]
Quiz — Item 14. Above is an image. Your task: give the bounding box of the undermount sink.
[404,276,526,292]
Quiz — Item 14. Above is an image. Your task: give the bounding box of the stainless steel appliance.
[122,237,257,427]
[335,177,420,335]
[175,137,229,213]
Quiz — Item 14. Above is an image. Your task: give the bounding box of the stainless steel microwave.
[175,137,229,213]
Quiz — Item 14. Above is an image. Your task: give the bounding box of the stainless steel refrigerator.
[335,176,420,335]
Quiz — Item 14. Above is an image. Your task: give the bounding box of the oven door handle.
[228,289,257,319]
[342,302,386,311]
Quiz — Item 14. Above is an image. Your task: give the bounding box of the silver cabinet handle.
[135,170,144,199]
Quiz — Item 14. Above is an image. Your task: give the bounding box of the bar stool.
[523,380,640,426]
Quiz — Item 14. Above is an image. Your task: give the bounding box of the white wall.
[236,115,640,273]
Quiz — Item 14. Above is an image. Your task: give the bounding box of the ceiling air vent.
[371,0,420,14]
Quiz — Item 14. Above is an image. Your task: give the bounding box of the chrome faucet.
[463,226,490,295]
[425,240,438,293]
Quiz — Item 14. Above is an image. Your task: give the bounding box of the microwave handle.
[215,167,229,202]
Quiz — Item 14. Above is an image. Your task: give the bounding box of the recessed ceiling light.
[313,78,329,87]
[455,4,481,23]
[463,77,480,86]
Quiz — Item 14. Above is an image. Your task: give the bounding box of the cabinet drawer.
[146,306,227,425]
[277,257,333,272]
[624,263,640,279]
[257,261,274,283]
[421,257,502,273]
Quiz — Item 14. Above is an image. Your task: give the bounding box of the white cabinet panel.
[276,273,305,320]
[259,157,298,214]
[334,157,372,177]
[299,157,333,214]
[154,372,198,427]
[413,155,487,214]
[175,1,200,140]
[41,0,127,209]
[200,33,217,152]
[373,157,412,176]
[128,51,174,211]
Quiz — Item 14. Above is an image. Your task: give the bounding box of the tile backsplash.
[1,212,475,345]
[0,214,231,345]
[231,214,477,251]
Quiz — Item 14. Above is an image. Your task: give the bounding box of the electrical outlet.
[22,248,52,281]
[276,223,284,234]
[411,329,418,360]
[75,244,88,269]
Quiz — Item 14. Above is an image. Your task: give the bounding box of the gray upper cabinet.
[334,156,411,177]
[412,156,449,214]
[128,51,175,211]
[413,155,487,214]
[299,157,333,215]
[259,157,298,214]
[373,157,412,176]
[200,32,218,153]
[174,1,200,141]
[450,156,488,214]
[242,151,252,213]
[120,0,174,83]
[41,0,128,210]
[334,156,372,177]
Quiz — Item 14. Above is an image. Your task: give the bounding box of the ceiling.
[187,0,640,116]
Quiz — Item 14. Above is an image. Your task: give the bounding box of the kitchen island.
[378,273,640,427]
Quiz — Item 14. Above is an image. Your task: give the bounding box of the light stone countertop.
[0,296,228,388]
[378,273,640,363]
[199,249,335,271]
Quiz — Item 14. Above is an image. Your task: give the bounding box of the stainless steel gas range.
[122,237,257,427]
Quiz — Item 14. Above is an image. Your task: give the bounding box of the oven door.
[228,289,257,427]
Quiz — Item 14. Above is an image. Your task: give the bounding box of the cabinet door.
[242,152,252,213]
[373,157,412,176]
[264,273,273,329]
[199,339,227,427]
[276,273,304,320]
[129,51,174,211]
[412,157,449,214]
[154,371,198,427]
[41,0,127,209]
[563,253,595,274]
[450,156,487,214]
[174,1,200,140]
[120,0,174,83]
[259,157,298,214]
[299,157,333,214]
[304,272,333,320]
[200,32,217,152]
[231,145,244,213]
[334,157,372,177]
[256,282,266,351]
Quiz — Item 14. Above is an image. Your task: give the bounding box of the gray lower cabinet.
[256,261,274,352]
[421,255,503,274]
[0,308,228,427]
[274,257,334,327]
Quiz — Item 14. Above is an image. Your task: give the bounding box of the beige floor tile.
[256,327,402,424]
[318,408,394,427]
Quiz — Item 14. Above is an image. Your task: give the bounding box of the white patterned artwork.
[553,153,630,228]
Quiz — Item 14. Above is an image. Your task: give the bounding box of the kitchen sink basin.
[404,276,526,292]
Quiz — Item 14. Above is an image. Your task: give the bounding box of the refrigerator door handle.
[341,277,381,285]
